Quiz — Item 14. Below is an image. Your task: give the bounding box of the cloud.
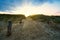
[30,0,48,6]
[0,11,9,14]
[30,0,60,6]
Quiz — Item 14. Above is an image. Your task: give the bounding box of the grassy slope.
[0,14,26,32]
[28,14,60,23]
[0,14,26,22]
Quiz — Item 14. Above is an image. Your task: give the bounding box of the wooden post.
[6,20,12,36]
[19,20,22,24]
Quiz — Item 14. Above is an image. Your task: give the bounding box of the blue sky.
[0,0,23,11]
[0,0,60,16]
[0,0,60,11]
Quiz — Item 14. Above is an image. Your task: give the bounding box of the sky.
[0,0,60,16]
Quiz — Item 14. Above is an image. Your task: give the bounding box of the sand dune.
[0,18,60,40]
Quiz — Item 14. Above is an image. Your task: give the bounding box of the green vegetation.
[28,14,60,23]
[0,14,26,32]
[0,14,26,22]
[0,14,60,23]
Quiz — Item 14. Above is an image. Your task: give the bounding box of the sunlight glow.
[7,3,59,17]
